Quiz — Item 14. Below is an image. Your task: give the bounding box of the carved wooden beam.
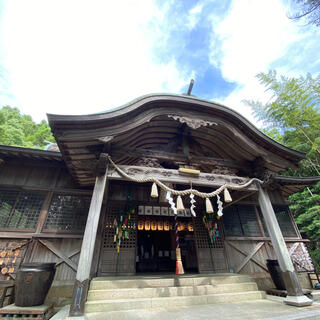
[71,153,109,176]
[110,147,249,171]
[107,164,258,191]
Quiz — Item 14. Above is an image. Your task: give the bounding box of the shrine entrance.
[136,216,198,274]
[136,230,174,273]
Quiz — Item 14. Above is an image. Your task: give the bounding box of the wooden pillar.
[257,184,312,307]
[69,170,108,317]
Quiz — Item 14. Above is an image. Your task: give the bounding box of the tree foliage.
[244,70,320,176]
[288,0,320,26]
[244,71,320,272]
[0,106,55,149]
[290,181,320,272]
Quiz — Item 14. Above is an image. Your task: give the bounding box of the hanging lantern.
[206,198,214,214]
[145,219,151,231]
[157,220,163,231]
[164,220,170,231]
[151,220,157,231]
[138,220,144,230]
[176,196,185,211]
[187,222,194,232]
[151,182,158,198]
[224,188,232,203]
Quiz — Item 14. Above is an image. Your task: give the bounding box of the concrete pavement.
[53,298,320,320]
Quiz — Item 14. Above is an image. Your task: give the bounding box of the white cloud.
[187,3,204,30]
[0,0,190,122]
[209,0,317,125]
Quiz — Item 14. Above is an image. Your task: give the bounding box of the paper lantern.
[164,220,170,231]
[157,220,163,231]
[151,220,157,231]
[187,222,194,232]
[138,220,144,230]
[145,219,151,231]
[178,222,185,231]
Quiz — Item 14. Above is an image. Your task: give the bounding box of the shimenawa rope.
[107,155,263,198]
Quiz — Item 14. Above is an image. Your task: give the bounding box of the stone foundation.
[45,281,74,309]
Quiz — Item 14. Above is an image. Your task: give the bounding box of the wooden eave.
[271,175,320,197]
[0,145,62,162]
[47,94,306,186]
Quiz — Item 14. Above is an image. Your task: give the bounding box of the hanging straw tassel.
[175,210,184,274]
[206,198,214,214]
[151,182,158,198]
[176,196,185,211]
[176,248,184,274]
[224,188,232,203]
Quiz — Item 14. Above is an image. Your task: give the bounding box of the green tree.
[244,71,320,272]
[244,70,320,176]
[0,106,55,149]
[290,181,320,272]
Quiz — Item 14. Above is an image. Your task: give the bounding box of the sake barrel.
[15,262,56,306]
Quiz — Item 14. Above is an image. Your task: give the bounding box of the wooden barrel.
[15,263,56,307]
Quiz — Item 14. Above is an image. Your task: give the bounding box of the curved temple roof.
[47,93,305,186]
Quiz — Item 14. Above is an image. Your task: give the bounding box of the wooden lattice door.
[193,213,227,273]
[98,205,137,275]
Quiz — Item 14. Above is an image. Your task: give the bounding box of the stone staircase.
[85,274,266,314]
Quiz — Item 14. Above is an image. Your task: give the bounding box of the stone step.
[90,274,254,290]
[87,282,258,301]
[85,290,266,313]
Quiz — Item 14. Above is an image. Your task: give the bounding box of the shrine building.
[0,93,319,316]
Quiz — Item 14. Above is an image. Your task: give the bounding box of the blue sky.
[0,0,319,124]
